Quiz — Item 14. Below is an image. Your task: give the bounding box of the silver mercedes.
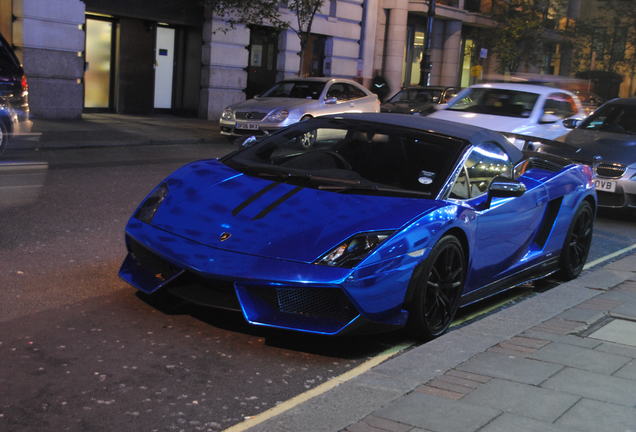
[219,77,380,139]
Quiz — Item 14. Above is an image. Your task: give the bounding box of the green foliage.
[572,0,636,74]
[202,0,287,30]
[486,0,569,73]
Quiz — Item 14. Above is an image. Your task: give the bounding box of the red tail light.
[21,74,28,91]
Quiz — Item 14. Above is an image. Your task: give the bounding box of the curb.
[240,253,636,432]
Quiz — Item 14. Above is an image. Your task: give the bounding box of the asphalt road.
[1,143,634,432]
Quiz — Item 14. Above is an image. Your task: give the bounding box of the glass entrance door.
[154,26,175,109]
[84,17,113,109]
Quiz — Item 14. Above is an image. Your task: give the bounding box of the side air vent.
[534,197,563,248]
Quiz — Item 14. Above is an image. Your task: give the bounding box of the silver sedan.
[219,77,380,138]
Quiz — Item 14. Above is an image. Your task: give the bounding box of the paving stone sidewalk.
[247,254,636,432]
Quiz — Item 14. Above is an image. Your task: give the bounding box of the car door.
[532,92,580,140]
[345,83,378,113]
[449,142,548,292]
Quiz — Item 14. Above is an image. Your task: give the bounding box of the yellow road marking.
[222,342,413,432]
[583,243,636,270]
[224,243,636,431]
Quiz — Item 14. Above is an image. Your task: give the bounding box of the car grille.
[235,111,266,120]
[275,287,356,321]
[596,163,626,179]
[127,237,181,281]
[597,191,625,207]
[166,273,240,311]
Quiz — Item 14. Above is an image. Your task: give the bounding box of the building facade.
[2,0,591,121]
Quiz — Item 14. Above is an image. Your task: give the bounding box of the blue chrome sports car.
[119,114,596,338]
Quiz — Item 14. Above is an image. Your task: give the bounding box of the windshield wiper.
[245,168,363,186]
[319,183,431,198]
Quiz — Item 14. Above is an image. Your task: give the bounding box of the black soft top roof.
[323,113,524,164]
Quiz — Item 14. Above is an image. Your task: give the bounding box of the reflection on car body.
[219,77,380,139]
[121,114,596,338]
[380,86,460,116]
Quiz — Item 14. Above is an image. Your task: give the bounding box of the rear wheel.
[557,200,594,280]
[407,235,466,340]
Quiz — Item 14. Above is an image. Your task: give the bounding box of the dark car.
[0,32,30,154]
[381,86,460,116]
[554,98,636,211]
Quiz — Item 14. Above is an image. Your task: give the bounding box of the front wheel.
[557,200,594,281]
[407,235,466,340]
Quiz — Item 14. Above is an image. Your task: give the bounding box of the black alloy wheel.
[558,200,594,280]
[407,235,466,340]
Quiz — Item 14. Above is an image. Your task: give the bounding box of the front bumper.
[119,221,408,335]
[219,119,289,138]
[595,171,636,209]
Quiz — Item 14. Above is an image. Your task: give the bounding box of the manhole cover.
[589,319,636,347]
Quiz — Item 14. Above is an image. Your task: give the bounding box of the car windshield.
[387,88,442,104]
[224,118,465,198]
[260,81,326,99]
[447,88,539,118]
[580,103,636,134]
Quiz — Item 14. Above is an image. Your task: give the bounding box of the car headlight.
[221,107,235,121]
[135,183,169,223]
[264,109,289,122]
[316,231,393,268]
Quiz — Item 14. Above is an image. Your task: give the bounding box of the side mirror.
[539,113,561,124]
[485,176,526,208]
[237,135,258,149]
[324,96,337,104]
[562,118,582,129]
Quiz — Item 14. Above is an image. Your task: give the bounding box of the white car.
[429,83,585,148]
[219,77,380,139]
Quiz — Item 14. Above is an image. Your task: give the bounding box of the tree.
[202,0,286,30]
[485,0,569,74]
[286,0,326,76]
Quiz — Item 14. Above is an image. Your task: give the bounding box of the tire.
[407,235,466,340]
[557,200,594,281]
[0,120,9,155]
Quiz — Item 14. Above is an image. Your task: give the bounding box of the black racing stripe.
[231,182,280,216]
[252,187,303,220]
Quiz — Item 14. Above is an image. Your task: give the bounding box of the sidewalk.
[8,113,222,152]
[246,254,636,432]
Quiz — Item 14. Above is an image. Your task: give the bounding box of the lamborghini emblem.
[219,232,232,241]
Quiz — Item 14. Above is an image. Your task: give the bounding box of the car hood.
[558,129,636,165]
[231,97,316,113]
[149,160,444,263]
[429,110,534,133]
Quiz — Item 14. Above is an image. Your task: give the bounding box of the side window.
[450,142,513,199]
[326,83,347,100]
[543,93,577,118]
[345,84,367,100]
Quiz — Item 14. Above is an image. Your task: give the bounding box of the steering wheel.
[283,149,352,170]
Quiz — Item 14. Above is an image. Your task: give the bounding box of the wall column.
[383,0,408,97]
[13,0,85,119]
[440,20,462,86]
[199,12,249,120]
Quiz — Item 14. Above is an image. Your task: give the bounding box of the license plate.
[235,122,259,130]
[594,179,617,192]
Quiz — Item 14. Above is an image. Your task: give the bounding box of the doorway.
[84,16,114,109]
[154,25,175,109]
[246,26,279,99]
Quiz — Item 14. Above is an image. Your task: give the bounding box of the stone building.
[0,0,583,121]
